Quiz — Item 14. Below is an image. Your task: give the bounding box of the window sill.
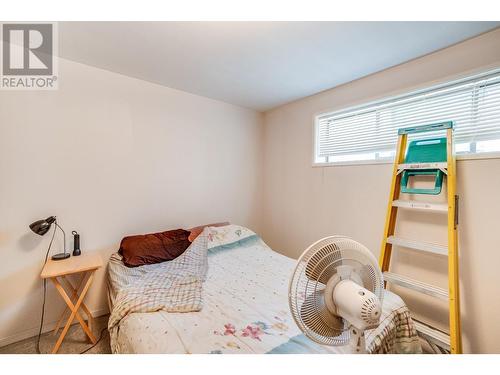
[312,152,500,168]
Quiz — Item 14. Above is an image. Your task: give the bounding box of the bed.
[107,226,421,354]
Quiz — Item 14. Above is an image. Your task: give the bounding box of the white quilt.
[107,232,421,354]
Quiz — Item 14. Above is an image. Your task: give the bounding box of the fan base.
[51,253,71,261]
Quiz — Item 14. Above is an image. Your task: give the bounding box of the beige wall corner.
[261,28,500,353]
[0,58,264,347]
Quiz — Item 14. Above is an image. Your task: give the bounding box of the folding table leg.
[59,275,94,342]
[53,274,86,335]
[50,271,96,353]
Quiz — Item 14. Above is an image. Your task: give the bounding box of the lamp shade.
[29,216,56,236]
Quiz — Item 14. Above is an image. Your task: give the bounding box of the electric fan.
[288,236,384,353]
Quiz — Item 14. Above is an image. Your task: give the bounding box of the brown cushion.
[119,229,191,267]
[188,222,229,242]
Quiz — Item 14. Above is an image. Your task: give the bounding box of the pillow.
[119,228,191,267]
[206,224,258,251]
[188,222,229,242]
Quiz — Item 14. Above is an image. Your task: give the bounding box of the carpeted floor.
[0,315,111,354]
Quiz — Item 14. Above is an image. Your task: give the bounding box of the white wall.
[262,29,500,353]
[0,58,264,346]
[2,27,499,354]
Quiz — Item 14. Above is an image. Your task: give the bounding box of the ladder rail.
[379,133,407,273]
[446,128,462,354]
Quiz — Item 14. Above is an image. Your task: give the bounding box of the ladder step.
[383,272,449,300]
[398,162,448,171]
[392,199,448,212]
[414,320,450,351]
[387,236,448,256]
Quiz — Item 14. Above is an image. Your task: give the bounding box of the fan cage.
[289,236,383,346]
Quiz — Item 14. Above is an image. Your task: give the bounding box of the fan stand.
[349,326,367,354]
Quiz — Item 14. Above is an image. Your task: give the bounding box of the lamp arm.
[54,221,67,255]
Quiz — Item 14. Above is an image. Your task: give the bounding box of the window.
[314,69,500,165]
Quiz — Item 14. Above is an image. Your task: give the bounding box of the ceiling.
[59,22,500,111]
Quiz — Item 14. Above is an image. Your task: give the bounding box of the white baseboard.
[0,307,109,348]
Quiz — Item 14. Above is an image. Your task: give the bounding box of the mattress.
[107,236,421,354]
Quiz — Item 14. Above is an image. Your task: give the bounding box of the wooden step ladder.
[379,121,462,354]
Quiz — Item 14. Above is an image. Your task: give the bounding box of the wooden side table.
[40,252,103,354]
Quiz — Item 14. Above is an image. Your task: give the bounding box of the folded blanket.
[367,305,422,354]
[108,229,209,351]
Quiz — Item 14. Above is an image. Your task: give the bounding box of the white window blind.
[315,69,500,164]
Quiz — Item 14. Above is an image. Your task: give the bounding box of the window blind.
[315,69,500,163]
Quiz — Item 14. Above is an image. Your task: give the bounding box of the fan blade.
[305,243,342,284]
[299,289,344,338]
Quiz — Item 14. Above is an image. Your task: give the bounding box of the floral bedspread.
[108,234,421,354]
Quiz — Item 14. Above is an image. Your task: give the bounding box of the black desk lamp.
[29,216,70,260]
